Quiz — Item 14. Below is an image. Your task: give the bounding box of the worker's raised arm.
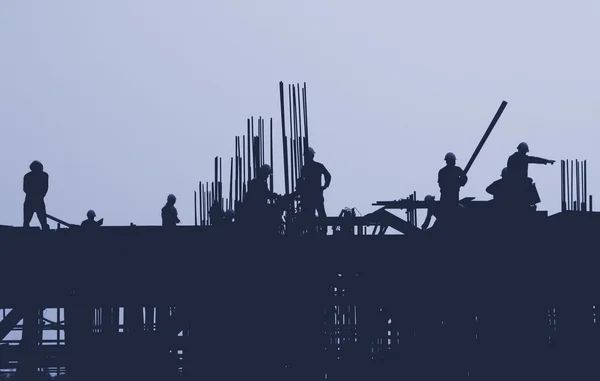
[528,156,555,165]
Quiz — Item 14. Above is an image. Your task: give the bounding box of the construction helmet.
[167,194,176,202]
[259,164,272,176]
[444,152,456,161]
[424,195,436,202]
[87,209,96,218]
[225,209,235,217]
[306,147,316,156]
[30,160,43,171]
[517,142,529,152]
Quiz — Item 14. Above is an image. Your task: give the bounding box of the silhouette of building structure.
[0,83,597,381]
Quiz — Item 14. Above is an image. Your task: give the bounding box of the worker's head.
[501,167,508,178]
[86,210,96,219]
[258,164,272,180]
[444,152,456,165]
[424,195,436,204]
[30,160,43,172]
[517,142,529,153]
[167,194,177,204]
[305,147,316,161]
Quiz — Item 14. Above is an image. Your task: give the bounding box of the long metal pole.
[279,81,290,194]
[463,101,508,175]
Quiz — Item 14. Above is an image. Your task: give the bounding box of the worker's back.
[161,204,179,226]
[24,170,49,199]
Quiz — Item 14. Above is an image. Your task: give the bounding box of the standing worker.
[23,160,50,230]
[506,142,554,208]
[161,194,180,227]
[438,152,468,208]
[506,142,555,179]
[298,147,332,219]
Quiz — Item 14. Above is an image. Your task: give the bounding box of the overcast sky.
[1,0,599,227]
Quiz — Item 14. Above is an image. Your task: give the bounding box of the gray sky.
[1,0,599,227]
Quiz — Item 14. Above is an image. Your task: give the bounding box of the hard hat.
[30,160,43,171]
[259,164,272,175]
[306,147,316,156]
[167,194,176,202]
[444,152,456,161]
[517,142,529,152]
[225,209,235,217]
[501,167,508,177]
[87,209,96,218]
[424,195,436,202]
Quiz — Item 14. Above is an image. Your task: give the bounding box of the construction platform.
[1,210,600,380]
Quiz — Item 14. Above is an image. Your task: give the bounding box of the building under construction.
[1,82,599,381]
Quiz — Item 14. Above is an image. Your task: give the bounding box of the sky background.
[1,0,599,228]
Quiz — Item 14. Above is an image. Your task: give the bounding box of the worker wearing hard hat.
[161,194,181,227]
[81,209,104,228]
[298,147,331,218]
[421,195,439,230]
[437,152,468,207]
[505,142,554,208]
[507,142,555,179]
[246,164,279,207]
[23,160,50,230]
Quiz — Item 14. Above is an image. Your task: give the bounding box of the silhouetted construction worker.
[506,142,554,208]
[161,194,180,227]
[486,168,511,203]
[23,160,49,230]
[244,165,281,233]
[507,142,555,178]
[246,164,278,207]
[81,210,103,228]
[438,152,468,208]
[421,195,440,230]
[299,147,331,218]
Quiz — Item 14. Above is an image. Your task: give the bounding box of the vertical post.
[576,159,580,211]
[279,81,290,194]
[242,135,246,193]
[584,160,588,211]
[235,138,239,204]
[199,182,203,226]
[289,84,295,191]
[570,160,574,212]
[247,119,252,180]
[219,157,223,208]
[296,84,304,168]
[561,160,565,212]
[229,157,234,211]
[270,118,274,193]
[303,82,310,150]
[194,191,198,226]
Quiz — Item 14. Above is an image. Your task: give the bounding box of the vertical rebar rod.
[235,137,239,204]
[560,160,565,212]
[270,118,274,193]
[576,159,580,211]
[279,81,290,194]
[570,160,574,212]
[194,191,198,226]
[289,85,295,191]
[242,135,246,192]
[296,84,304,168]
[247,119,251,180]
[198,181,204,226]
[584,160,588,211]
[303,82,310,150]
[229,157,234,210]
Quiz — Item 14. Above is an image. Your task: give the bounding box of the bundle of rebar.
[194,82,311,226]
[561,159,592,212]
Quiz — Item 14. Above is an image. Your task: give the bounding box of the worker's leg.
[23,201,34,227]
[315,202,327,235]
[37,200,49,230]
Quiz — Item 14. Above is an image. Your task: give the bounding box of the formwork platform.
[1,212,600,380]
